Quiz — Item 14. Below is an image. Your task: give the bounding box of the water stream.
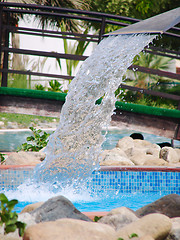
[34,33,157,185]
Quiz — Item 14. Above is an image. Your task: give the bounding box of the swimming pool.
[1,128,179,152]
[0,166,179,212]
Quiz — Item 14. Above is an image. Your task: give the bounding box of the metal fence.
[0,2,180,107]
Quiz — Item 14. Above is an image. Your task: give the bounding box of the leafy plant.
[35,84,46,91]
[117,233,138,240]
[17,127,50,152]
[48,80,63,92]
[0,153,6,164]
[0,193,26,236]
[93,216,102,222]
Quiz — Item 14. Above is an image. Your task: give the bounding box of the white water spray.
[34,34,156,185]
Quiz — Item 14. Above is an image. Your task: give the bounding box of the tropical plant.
[48,79,63,92]
[0,193,26,237]
[17,127,50,152]
[56,23,90,84]
[35,83,46,90]
[130,52,173,89]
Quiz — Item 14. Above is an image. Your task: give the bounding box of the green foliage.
[0,193,26,236]
[35,84,46,91]
[8,73,28,89]
[131,52,173,88]
[93,216,102,222]
[0,112,58,129]
[48,80,63,92]
[17,127,50,152]
[0,153,6,164]
[56,23,90,85]
[117,233,138,240]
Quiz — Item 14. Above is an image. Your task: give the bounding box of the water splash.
[34,34,157,185]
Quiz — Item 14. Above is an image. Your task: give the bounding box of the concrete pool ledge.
[0,164,180,172]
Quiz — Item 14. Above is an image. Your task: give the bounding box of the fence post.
[98,17,106,43]
[1,11,10,87]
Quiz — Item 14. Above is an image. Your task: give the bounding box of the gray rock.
[98,206,139,230]
[30,195,92,223]
[165,217,180,240]
[136,194,180,218]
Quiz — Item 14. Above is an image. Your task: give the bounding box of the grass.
[0,112,59,129]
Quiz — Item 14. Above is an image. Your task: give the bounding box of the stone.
[100,148,134,166]
[165,217,180,240]
[135,194,180,218]
[174,148,180,162]
[30,195,92,223]
[116,213,172,240]
[116,136,134,151]
[5,152,42,165]
[23,218,117,240]
[160,147,179,164]
[98,206,139,230]
[142,155,168,166]
[21,202,44,213]
[133,139,153,148]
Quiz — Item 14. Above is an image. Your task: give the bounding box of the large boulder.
[100,148,134,166]
[166,217,180,240]
[135,194,180,218]
[23,218,117,240]
[30,195,92,223]
[98,206,139,230]
[21,202,44,213]
[5,152,44,165]
[160,147,179,164]
[116,213,172,240]
[116,136,134,151]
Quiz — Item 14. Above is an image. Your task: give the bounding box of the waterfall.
[34,33,156,185]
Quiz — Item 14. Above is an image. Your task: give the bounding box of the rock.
[142,155,168,166]
[5,152,42,165]
[0,234,21,240]
[133,140,160,158]
[160,147,179,164]
[174,149,180,162]
[21,202,44,213]
[135,194,180,218]
[18,212,36,227]
[30,195,92,223]
[100,148,134,166]
[98,206,139,230]
[116,136,134,151]
[23,218,117,240]
[116,213,172,240]
[165,217,180,240]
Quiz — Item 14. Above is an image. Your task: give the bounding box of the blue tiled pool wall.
[0,169,179,193]
[91,171,180,194]
[0,169,34,190]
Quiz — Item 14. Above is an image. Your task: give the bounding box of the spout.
[104,7,180,36]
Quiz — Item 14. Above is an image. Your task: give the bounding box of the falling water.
[34,34,157,186]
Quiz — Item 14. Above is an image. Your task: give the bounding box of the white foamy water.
[33,34,156,185]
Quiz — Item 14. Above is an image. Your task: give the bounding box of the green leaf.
[129,233,138,238]
[7,199,18,209]
[1,213,9,223]
[0,193,8,203]
[5,224,17,234]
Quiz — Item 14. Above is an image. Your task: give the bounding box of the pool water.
[15,191,168,213]
[0,128,179,152]
[2,169,179,213]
